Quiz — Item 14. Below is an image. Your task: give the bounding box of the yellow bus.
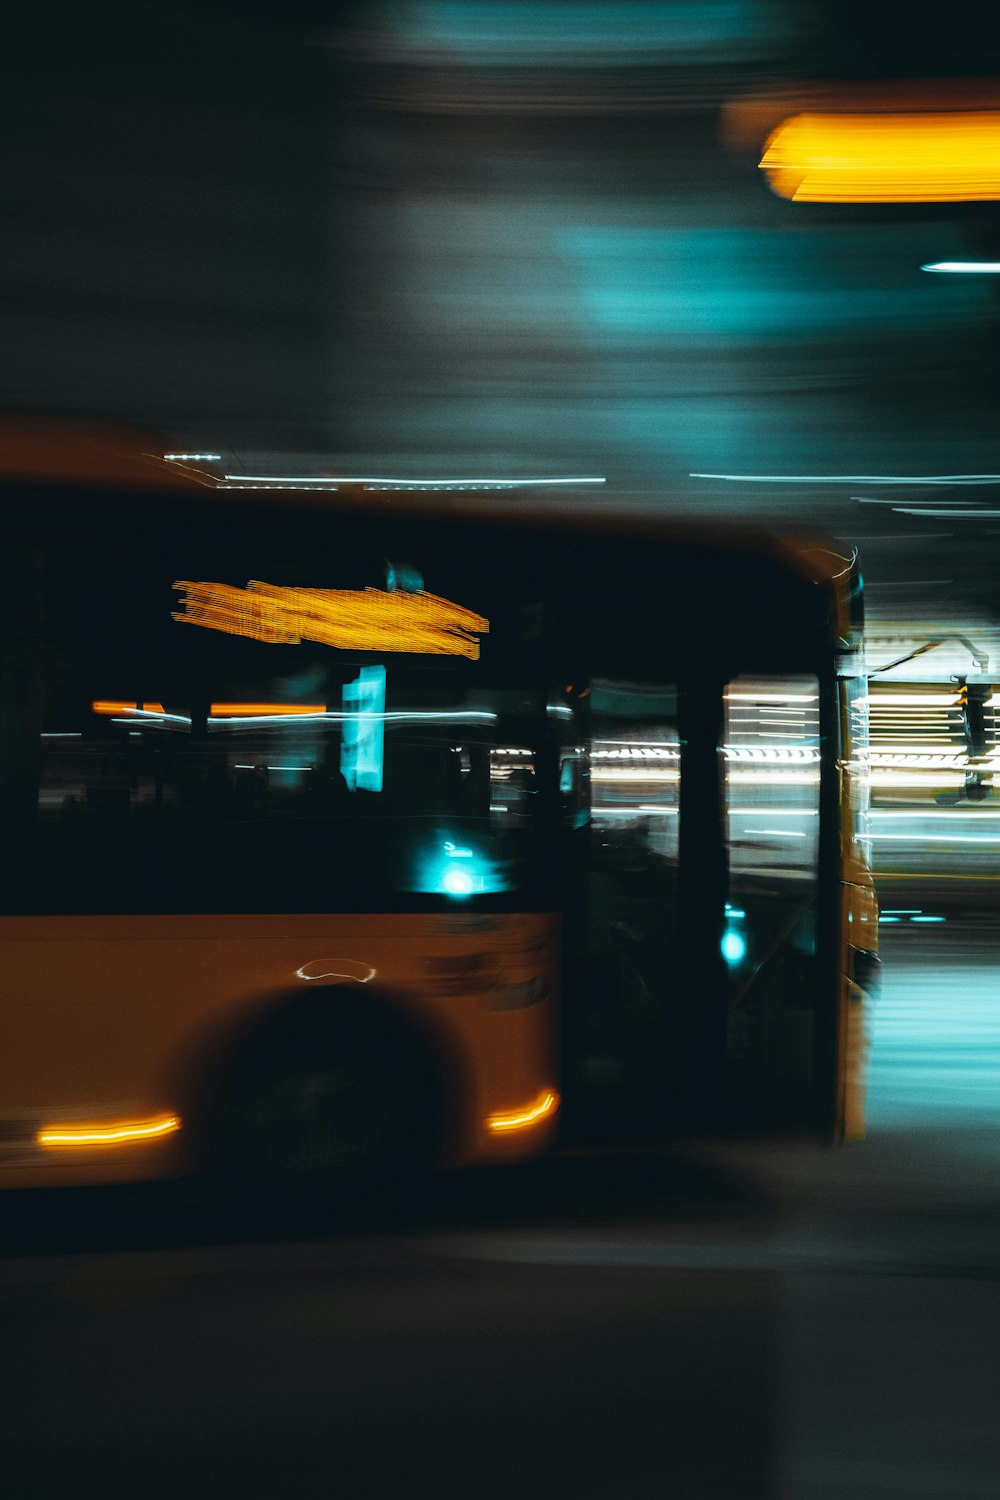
[0,418,877,1196]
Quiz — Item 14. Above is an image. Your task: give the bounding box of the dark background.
[5,10,1000,1496]
[6,0,1000,668]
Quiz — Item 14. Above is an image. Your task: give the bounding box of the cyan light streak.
[395,1,785,62]
[868,946,1000,1125]
[564,228,978,343]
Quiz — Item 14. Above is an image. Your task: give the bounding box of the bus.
[0,418,877,1196]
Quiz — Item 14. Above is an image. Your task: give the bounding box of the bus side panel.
[838,880,879,1141]
[0,911,560,1189]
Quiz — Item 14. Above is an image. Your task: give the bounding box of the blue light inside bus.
[418,839,508,898]
[441,863,476,897]
[438,840,482,898]
[722,903,748,965]
[341,665,386,791]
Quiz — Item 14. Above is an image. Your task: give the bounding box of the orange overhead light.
[760,111,1000,202]
[210,703,326,717]
[91,700,166,715]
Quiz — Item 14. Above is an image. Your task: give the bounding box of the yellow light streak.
[173,580,489,660]
[37,1114,181,1148]
[761,112,1000,203]
[486,1090,559,1134]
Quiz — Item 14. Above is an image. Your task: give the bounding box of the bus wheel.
[218,1020,432,1217]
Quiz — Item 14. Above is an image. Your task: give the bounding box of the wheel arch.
[171,979,468,1174]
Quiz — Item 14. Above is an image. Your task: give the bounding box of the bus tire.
[215,1007,435,1219]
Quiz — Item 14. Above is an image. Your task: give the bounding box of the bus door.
[720,674,827,1129]
[554,668,830,1140]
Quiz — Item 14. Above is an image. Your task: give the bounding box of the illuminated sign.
[172,579,489,660]
[341,666,386,792]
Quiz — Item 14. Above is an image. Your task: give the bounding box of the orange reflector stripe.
[486,1090,559,1134]
[760,112,1000,203]
[37,1114,181,1148]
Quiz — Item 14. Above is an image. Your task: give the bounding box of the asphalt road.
[3,912,999,1500]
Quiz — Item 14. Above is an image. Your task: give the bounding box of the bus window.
[841,665,871,877]
[723,676,822,1121]
[30,673,551,915]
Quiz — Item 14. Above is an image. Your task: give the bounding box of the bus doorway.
[557,670,835,1144]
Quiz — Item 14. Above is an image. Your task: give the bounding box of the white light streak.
[747,828,807,837]
[871,753,966,766]
[734,808,819,816]
[869,771,969,787]
[592,746,677,760]
[693,472,1000,486]
[871,810,1000,819]
[592,768,679,783]
[891,508,1000,517]
[296,961,375,982]
[724,747,819,762]
[869,833,1000,844]
[110,708,192,726]
[223,473,606,488]
[724,692,818,703]
[728,771,820,785]
[209,709,497,728]
[865,694,960,707]
[922,261,1000,273]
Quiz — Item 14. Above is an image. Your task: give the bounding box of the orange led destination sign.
[760,111,1000,203]
[172,579,489,660]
